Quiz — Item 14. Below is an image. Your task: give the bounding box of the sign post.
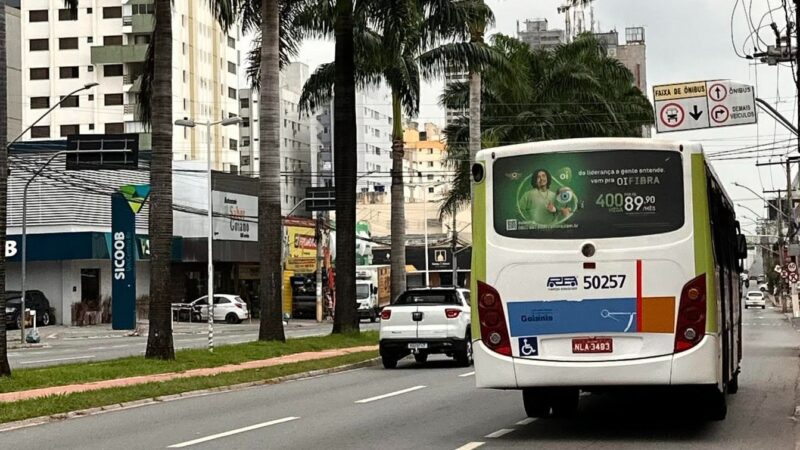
[653,80,756,133]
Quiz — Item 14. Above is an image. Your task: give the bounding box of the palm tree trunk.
[145,0,175,360]
[332,0,359,334]
[0,0,11,376]
[468,72,481,165]
[389,93,406,301]
[257,0,286,342]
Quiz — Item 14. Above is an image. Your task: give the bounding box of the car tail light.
[478,281,511,356]
[235,303,244,309]
[445,308,461,319]
[380,309,392,320]
[674,274,707,353]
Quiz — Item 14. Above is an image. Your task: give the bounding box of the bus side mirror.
[372,286,378,295]
[736,235,748,259]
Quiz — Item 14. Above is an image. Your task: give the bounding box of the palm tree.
[439,33,655,214]
[298,0,500,314]
[141,1,241,359]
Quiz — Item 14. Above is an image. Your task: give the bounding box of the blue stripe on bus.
[507,298,637,336]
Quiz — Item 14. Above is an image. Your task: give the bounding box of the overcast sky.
[253,0,799,231]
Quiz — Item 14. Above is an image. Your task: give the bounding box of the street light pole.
[14,82,99,343]
[175,117,241,352]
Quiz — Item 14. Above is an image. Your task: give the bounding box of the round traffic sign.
[660,103,685,128]
[711,105,730,124]
[790,273,799,283]
[789,262,797,273]
[708,83,728,102]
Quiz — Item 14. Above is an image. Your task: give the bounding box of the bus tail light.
[478,281,511,356]
[674,274,707,353]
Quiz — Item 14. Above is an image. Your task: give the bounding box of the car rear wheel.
[369,309,377,323]
[454,335,473,367]
[225,313,240,324]
[39,310,51,326]
[381,354,398,369]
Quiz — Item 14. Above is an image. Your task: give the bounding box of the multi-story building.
[517,19,565,51]
[18,0,243,171]
[444,66,468,126]
[314,87,394,195]
[7,1,22,140]
[403,122,450,202]
[594,27,647,93]
[238,62,313,215]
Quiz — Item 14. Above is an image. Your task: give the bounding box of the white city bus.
[470,138,747,420]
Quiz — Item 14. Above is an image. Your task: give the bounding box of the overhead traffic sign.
[653,79,756,133]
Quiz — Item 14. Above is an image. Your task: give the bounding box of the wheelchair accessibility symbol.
[517,337,539,357]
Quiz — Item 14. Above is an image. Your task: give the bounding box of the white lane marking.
[354,385,427,404]
[19,355,95,365]
[458,371,475,378]
[455,442,485,450]
[515,418,537,425]
[167,417,300,448]
[485,428,515,438]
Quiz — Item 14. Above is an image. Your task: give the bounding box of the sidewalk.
[0,344,377,403]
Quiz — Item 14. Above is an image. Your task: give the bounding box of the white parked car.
[378,287,472,368]
[192,294,250,323]
[744,291,766,309]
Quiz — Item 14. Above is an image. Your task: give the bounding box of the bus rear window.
[492,150,684,239]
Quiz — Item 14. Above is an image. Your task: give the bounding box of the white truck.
[356,265,390,322]
[378,287,473,368]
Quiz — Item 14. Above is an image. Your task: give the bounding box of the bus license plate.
[572,337,612,353]
[408,343,428,350]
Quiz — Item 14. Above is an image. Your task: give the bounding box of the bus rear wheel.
[704,386,727,421]
[522,389,551,418]
[522,388,579,418]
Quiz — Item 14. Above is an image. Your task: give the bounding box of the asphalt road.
[5,320,380,369]
[1,306,798,449]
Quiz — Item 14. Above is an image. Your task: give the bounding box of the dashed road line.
[168,416,300,448]
[458,371,475,378]
[454,442,485,450]
[515,417,537,425]
[354,385,427,404]
[485,428,515,438]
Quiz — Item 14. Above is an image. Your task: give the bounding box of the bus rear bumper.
[474,335,719,389]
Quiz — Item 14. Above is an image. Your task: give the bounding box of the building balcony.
[123,103,141,118]
[130,15,155,33]
[90,44,149,65]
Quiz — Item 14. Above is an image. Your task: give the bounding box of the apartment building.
[238,63,313,215]
[403,122,450,202]
[444,66,468,126]
[19,0,243,171]
[517,19,565,51]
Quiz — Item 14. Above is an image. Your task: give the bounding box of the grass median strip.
[0,350,377,425]
[0,331,377,394]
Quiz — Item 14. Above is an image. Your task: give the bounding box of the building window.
[87,37,93,44]
[88,94,94,101]
[88,66,94,72]
[132,3,154,15]
[373,128,380,138]
[427,174,434,180]
[59,66,80,79]
[228,88,237,99]
[182,43,186,55]
[30,97,50,109]
[104,64,123,77]
[103,35,123,46]
[104,94,124,106]
[60,95,79,108]
[29,39,49,51]
[105,123,125,134]
[58,8,78,21]
[228,62,236,74]
[87,8,92,14]
[242,118,250,128]
[29,10,48,22]
[59,37,79,50]
[88,124,95,130]
[30,126,50,138]
[229,139,238,151]
[103,7,122,19]
[242,138,250,147]
[228,36,236,48]
[60,124,80,137]
[30,68,49,80]
[240,98,249,109]
[427,161,434,167]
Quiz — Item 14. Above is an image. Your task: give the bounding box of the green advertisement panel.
[492,150,685,239]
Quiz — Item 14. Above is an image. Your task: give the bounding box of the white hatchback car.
[744,291,766,309]
[192,294,250,323]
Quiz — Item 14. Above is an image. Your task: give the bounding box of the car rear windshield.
[492,150,685,239]
[394,291,460,305]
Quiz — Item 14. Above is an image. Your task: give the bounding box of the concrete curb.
[0,357,380,432]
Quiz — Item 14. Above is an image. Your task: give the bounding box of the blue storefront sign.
[111,192,137,330]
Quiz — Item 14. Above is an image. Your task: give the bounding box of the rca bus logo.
[113,232,127,280]
[5,240,17,258]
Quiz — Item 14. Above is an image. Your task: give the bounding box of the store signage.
[5,240,17,258]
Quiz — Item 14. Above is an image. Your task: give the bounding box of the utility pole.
[315,212,324,323]
[451,212,458,287]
